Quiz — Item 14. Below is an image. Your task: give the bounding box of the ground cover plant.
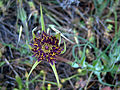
[0,0,120,90]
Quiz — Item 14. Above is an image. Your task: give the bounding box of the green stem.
[50,62,60,89]
[114,10,117,40]
[84,71,93,90]
[63,74,79,81]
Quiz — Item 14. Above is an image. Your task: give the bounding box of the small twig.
[4,58,19,76]
[95,16,109,31]
[5,75,16,81]
[56,27,73,33]
[9,47,14,58]
[73,7,86,22]
[50,25,75,44]
[63,68,74,89]
[1,25,17,38]
[0,20,16,30]
[56,55,73,64]
[13,65,26,71]
[87,80,96,89]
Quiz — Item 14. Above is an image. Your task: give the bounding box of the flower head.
[31,31,62,65]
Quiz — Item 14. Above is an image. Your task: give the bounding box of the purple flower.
[31,31,62,65]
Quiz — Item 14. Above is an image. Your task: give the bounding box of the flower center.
[45,46,49,50]
[42,43,52,53]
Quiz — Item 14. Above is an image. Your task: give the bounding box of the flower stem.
[50,62,61,89]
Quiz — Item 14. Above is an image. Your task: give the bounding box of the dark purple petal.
[38,59,41,62]
[50,60,53,65]
[30,43,34,47]
[42,31,47,38]
[32,54,36,57]
[37,32,41,37]
[52,46,56,50]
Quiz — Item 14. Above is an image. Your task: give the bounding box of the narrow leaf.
[16,76,23,90]
[61,40,66,54]
[40,3,45,31]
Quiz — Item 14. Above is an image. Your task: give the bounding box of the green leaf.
[16,76,23,90]
[17,7,27,22]
[32,27,37,40]
[93,60,103,71]
[28,44,32,50]
[80,43,89,68]
[97,0,103,4]
[0,1,3,8]
[80,56,86,68]
[101,53,110,65]
[55,33,61,45]
[28,61,41,78]
[61,40,66,54]
[72,63,79,68]
[46,14,60,27]
[40,3,45,31]
[26,61,42,89]
[96,72,115,86]
[0,61,5,67]
[107,24,113,32]
[13,88,19,90]
[28,1,35,9]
